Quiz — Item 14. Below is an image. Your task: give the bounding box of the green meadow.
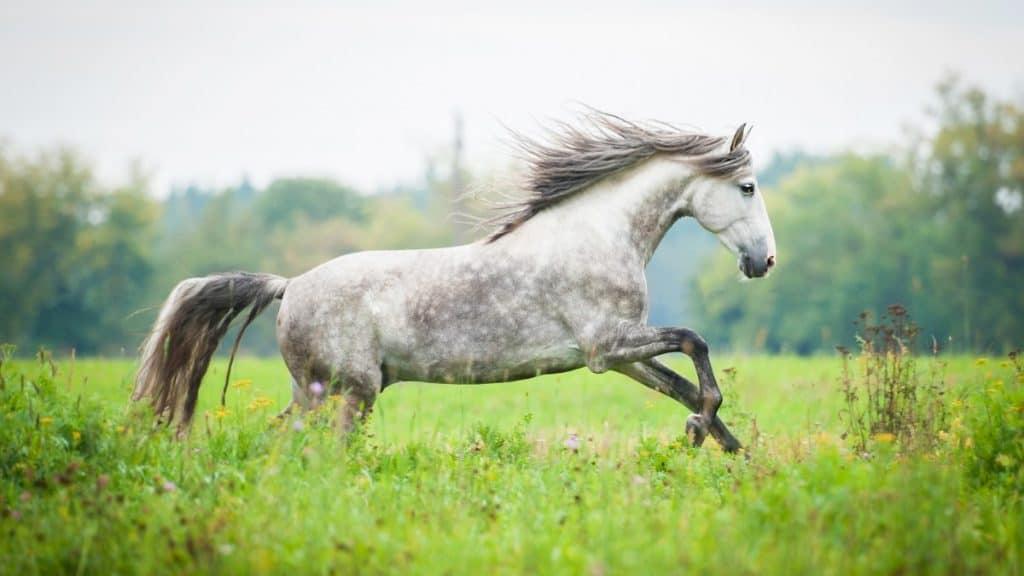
[1,352,1021,575]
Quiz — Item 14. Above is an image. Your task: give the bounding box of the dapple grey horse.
[132,112,776,452]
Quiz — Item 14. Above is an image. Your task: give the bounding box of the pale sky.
[1,0,1022,195]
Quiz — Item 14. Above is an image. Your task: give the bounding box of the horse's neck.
[514,157,694,265]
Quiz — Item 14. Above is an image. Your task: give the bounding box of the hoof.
[685,414,708,447]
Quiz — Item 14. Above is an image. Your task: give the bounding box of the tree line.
[1,78,1020,355]
[692,78,1024,353]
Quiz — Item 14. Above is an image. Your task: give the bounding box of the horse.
[132,111,776,452]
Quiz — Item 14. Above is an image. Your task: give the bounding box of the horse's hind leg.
[333,369,381,435]
[339,386,377,434]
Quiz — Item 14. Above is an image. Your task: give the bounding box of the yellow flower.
[72,431,81,443]
[215,406,231,419]
[995,454,1015,468]
[40,417,53,426]
[975,358,988,366]
[247,396,273,411]
[115,425,126,434]
[872,432,896,444]
[231,379,253,389]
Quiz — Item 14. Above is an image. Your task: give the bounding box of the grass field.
[1,351,1021,574]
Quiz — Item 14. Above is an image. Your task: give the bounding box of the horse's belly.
[384,338,584,384]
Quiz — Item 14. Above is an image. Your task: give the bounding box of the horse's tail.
[132,272,289,429]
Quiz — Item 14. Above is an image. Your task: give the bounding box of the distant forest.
[1,78,1021,356]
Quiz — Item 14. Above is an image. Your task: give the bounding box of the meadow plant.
[956,350,1024,493]
[836,305,948,454]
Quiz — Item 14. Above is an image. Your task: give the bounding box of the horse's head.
[686,124,776,279]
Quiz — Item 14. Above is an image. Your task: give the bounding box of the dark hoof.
[685,414,708,447]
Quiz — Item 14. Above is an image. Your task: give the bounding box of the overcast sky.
[1,0,1022,195]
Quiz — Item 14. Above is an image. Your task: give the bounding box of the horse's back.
[276,244,584,384]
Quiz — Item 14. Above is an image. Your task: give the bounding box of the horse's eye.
[739,182,756,196]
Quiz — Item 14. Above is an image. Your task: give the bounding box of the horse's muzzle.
[740,252,776,278]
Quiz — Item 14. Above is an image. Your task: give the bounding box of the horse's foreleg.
[584,326,727,450]
[275,379,303,420]
[614,359,742,452]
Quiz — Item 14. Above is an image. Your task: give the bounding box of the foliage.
[0,161,460,355]
[0,150,157,354]
[255,177,366,229]
[2,78,1021,356]
[955,350,1024,493]
[693,78,1024,353]
[1,353,1021,574]
[836,305,948,454]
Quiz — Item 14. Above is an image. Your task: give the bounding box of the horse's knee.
[585,356,610,374]
[679,329,709,357]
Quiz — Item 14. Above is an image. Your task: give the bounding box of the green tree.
[691,80,1024,353]
[0,149,157,353]
[913,77,1024,350]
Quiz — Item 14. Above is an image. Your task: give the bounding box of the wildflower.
[96,475,110,491]
[215,406,231,419]
[115,425,126,434]
[231,379,253,389]
[71,431,81,444]
[563,433,580,452]
[872,432,896,444]
[161,480,177,493]
[40,417,53,426]
[292,420,304,432]
[247,396,273,411]
[310,381,325,398]
[995,454,1015,468]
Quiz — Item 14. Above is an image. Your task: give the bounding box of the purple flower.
[292,420,304,432]
[162,480,177,493]
[563,433,580,452]
[310,381,325,398]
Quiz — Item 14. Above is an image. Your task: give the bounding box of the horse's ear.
[730,123,750,151]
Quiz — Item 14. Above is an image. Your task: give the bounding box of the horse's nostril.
[767,255,776,269]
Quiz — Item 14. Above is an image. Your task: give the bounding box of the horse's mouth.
[739,252,775,278]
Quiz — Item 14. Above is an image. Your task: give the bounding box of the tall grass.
[1,346,1021,574]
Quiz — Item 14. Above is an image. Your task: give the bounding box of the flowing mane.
[486,110,752,242]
